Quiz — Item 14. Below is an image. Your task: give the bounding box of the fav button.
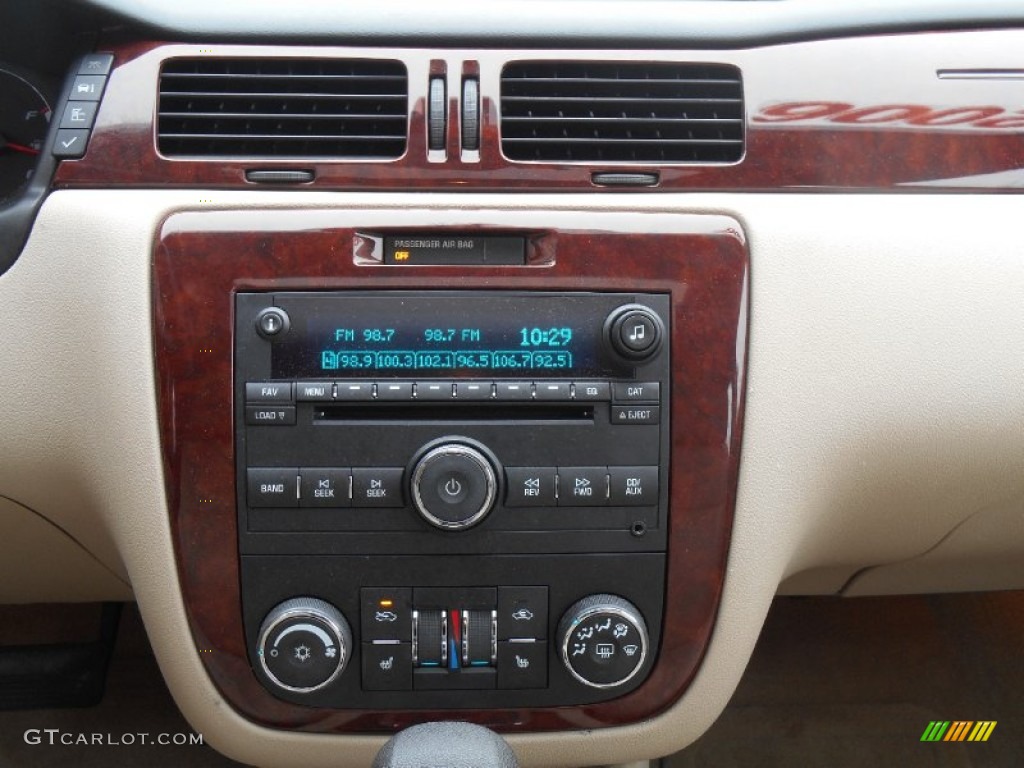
[245,381,294,403]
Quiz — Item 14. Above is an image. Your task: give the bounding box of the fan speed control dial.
[257,597,352,694]
[558,594,648,689]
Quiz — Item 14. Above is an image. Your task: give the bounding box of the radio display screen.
[270,293,629,378]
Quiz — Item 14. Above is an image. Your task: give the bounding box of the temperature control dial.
[604,304,665,362]
[558,594,648,689]
[257,597,352,694]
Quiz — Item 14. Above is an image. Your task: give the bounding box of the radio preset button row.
[247,380,621,405]
[505,466,658,508]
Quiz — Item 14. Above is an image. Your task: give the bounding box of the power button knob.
[411,441,499,530]
[605,304,664,362]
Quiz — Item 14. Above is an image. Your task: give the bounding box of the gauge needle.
[0,135,40,155]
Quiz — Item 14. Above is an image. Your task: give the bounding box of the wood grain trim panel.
[153,210,747,732]
[56,35,1024,193]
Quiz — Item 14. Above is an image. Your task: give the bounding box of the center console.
[153,208,747,732]
[235,290,670,708]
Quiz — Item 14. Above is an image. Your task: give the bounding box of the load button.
[610,405,660,425]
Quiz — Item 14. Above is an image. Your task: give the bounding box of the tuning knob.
[604,304,665,362]
[257,597,352,694]
[557,594,648,689]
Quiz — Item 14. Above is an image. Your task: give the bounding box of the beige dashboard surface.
[0,191,1021,766]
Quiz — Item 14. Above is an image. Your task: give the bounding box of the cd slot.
[314,404,594,423]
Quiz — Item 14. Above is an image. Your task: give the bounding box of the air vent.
[158,58,408,159]
[501,61,743,163]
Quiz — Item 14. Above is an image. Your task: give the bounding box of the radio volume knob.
[605,304,664,362]
[558,594,649,689]
[257,597,351,694]
[410,441,499,531]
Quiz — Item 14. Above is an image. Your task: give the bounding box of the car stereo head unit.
[234,290,671,710]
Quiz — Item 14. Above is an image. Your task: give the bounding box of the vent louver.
[501,61,744,163]
[158,58,408,159]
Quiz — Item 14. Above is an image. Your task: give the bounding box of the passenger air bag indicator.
[384,235,526,265]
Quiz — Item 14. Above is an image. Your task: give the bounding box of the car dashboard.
[1,1,1023,766]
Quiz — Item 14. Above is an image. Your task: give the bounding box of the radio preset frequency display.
[268,294,633,379]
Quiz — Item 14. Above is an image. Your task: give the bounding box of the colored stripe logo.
[921,721,997,742]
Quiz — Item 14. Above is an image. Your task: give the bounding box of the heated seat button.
[299,468,351,508]
[609,467,659,506]
[352,468,404,507]
[247,468,298,508]
[497,641,547,689]
[498,586,548,640]
[557,467,608,506]
[505,467,557,507]
[361,643,412,691]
